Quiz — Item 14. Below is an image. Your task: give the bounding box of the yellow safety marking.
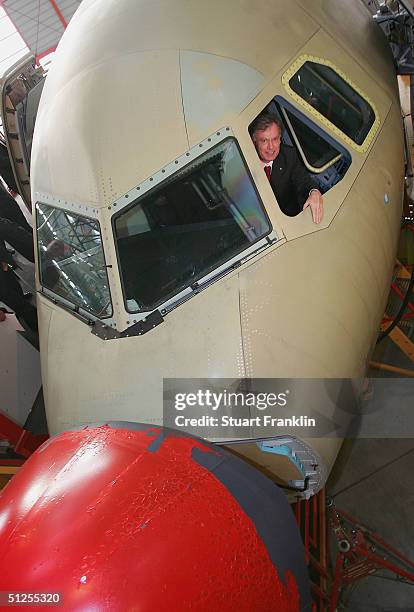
[380,322,414,363]
[282,55,381,153]
[0,466,20,475]
[370,361,414,377]
[396,259,412,280]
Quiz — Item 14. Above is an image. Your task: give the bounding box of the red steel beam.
[47,0,68,28]
[309,555,329,578]
[36,45,57,64]
[354,545,414,583]
[309,493,318,548]
[382,311,414,322]
[319,489,328,595]
[329,555,344,612]
[0,412,22,443]
[0,413,48,458]
[390,282,414,313]
[337,507,414,570]
[304,498,310,562]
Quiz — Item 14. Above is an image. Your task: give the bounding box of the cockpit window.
[36,203,112,318]
[288,60,376,147]
[114,137,270,312]
[258,96,351,195]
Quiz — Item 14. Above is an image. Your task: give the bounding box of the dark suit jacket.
[0,217,34,264]
[269,145,318,217]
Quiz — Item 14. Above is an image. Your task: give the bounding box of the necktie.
[264,165,271,181]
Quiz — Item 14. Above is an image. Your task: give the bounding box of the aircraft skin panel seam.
[323,101,395,230]
[281,102,394,246]
[234,27,323,120]
[178,49,190,150]
[237,273,249,379]
[296,0,398,103]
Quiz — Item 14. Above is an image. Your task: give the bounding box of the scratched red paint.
[0,426,300,611]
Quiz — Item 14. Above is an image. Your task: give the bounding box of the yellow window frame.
[282,55,381,154]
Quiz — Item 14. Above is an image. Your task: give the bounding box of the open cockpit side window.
[36,203,112,318]
[113,137,271,313]
[268,97,352,194]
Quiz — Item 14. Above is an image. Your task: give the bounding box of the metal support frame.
[293,491,414,610]
[380,323,414,361]
[390,281,414,315]
[328,502,414,611]
[0,412,47,458]
[47,0,68,29]
[376,227,414,371]
[369,359,414,376]
[0,460,25,491]
[293,489,329,611]
[35,45,57,64]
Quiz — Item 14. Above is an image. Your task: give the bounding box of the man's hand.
[1,261,8,272]
[303,189,323,224]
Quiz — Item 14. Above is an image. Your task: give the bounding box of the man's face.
[253,123,281,163]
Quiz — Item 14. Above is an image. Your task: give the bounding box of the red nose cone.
[0,423,310,611]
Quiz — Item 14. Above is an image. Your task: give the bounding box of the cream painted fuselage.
[31,0,404,495]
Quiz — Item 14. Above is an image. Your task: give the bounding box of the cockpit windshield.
[114,137,271,312]
[36,203,112,318]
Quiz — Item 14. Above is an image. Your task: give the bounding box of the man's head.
[250,113,283,163]
[46,239,70,260]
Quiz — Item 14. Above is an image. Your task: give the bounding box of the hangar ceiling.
[1,0,81,62]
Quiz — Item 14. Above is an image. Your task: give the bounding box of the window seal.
[282,55,380,153]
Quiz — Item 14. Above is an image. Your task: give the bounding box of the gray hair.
[249,112,283,140]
